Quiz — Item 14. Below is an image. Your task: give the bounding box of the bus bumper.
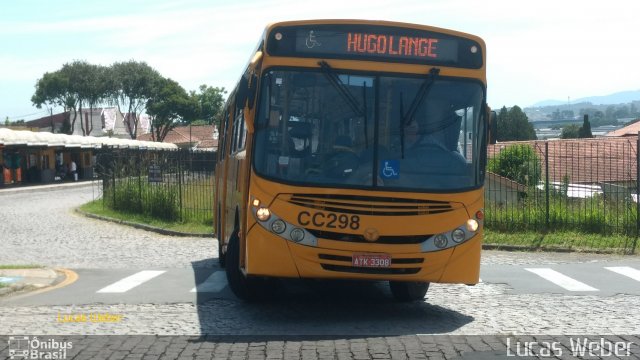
[245,225,481,284]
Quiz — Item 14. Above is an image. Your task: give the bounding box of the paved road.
[1,184,639,359]
[5,258,640,307]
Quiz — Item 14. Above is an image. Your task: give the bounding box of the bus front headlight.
[290,228,305,242]
[451,229,466,243]
[434,234,448,249]
[271,219,286,234]
[466,219,479,232]
[256,207,271,221]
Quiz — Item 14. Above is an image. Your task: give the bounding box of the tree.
[110,61,160,139]
[32,61,103,135]
[147,77,198,142]
[77,63,110,136]
[190,85,227,126]
[496,105,537,141]
[32,70,75,134]
[488,144,541,186]
[578,114,593,138]
[560,124,580,139]
[60,61,99,135]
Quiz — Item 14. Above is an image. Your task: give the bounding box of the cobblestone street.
[0,184,218,269]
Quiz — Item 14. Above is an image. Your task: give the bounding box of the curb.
[482,243,625,254]
[0,180,96,193]
[0,268,77,299]
[75,208,213,238]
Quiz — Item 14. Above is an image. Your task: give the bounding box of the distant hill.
[532,99,566,107]
[532,90,640,107]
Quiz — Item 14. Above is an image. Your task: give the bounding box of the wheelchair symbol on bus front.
[305,30,322,48]
[381,160,399,179]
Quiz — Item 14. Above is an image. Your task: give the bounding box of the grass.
[80,199,213,235]
[484,229,636,254]
[0,264,43,269]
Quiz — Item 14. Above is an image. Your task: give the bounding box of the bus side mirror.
[236,76,249,111]
[236,73,258,112]
[237,51,263,112]
[247,73,258,110]
[489,110,497,144]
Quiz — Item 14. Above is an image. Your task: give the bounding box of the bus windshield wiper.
[318,60,369,147]
[401,67,440,127]
[400,67,440,158]
[318,61,364,117]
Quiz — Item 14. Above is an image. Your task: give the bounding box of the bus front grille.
[308,229,429,244]
[319,254,423,275]
[285,194,455,216]
[320,264,421,275]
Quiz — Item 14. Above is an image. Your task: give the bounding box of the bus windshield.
[253,68,486,192]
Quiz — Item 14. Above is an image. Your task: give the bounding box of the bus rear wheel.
[225,231,265,302]
[389,281,429,302]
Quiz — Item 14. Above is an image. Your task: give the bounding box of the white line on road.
[190,271,227,293]
[525,268,598,292]
[605,266,640,282]
[96,270,166,293]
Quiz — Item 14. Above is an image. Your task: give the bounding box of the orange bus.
[215,19,492,301]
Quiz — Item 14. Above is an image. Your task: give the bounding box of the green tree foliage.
[32,70,74,134]
[560,124,580,139]
[78,63,110,136]
[32,61,110,135]
[190,85,227,126]
[561,115,593,139]
[32,59,223,139]
[488,144,541,186]
[496,106,537,141]
[110,61,161,139]
[61,61,97,135]
[147,77,198,142]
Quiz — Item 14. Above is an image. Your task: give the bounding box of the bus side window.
[219,110,230,160]
[232,107,245,153]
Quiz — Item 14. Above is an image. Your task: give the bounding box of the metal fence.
[486,136,639,253]
[95,148,216,225]
[94,138,639,252]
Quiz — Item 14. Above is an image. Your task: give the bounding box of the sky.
[2,0,639,121]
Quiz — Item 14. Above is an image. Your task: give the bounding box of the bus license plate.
[352,253,391,268]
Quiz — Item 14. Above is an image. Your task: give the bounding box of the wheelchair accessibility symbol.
[305,30,322,48]
[380,160,399,179]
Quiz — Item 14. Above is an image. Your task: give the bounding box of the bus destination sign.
[267,25,483,68]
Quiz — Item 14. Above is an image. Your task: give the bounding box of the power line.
[5,110,50,121]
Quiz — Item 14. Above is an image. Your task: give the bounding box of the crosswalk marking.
[190,271,227,293]
[97,270,166,293]
[524,268,598,292]
[86,266,639,296]
[605,266,640,282]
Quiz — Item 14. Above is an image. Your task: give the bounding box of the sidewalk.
[0,179,97,193]
[0,268,69,297]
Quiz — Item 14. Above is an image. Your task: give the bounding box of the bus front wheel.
[225,231,264,301]
[218,239,226,268]
[389,281,429,302]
